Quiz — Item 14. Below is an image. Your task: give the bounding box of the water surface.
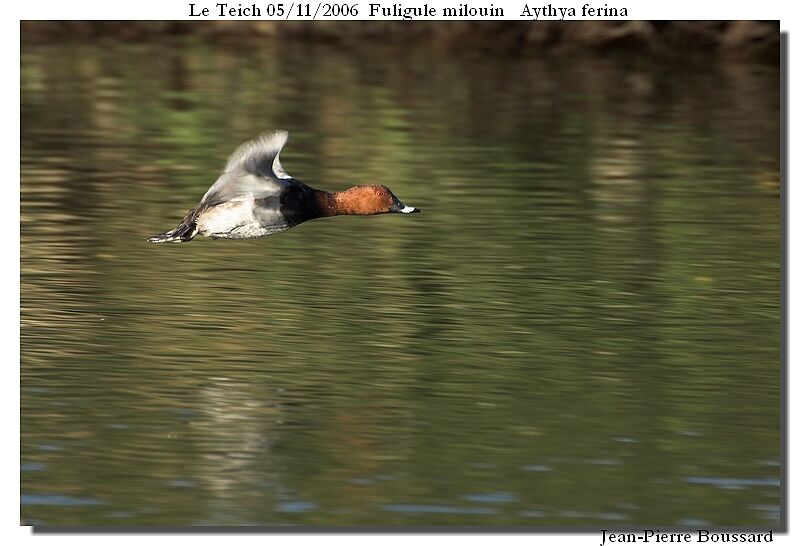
[21,38,780,526]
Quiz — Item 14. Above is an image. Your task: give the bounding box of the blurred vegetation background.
[22,20,779,59]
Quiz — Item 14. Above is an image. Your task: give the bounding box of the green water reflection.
[21,38,780,526]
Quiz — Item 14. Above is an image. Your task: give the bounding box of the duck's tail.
[147,209,199,243]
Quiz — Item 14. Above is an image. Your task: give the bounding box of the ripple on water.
[276,501,316,513]
[382,504,497,515]
[166,480,195,488]
[21,494,105,506]
[677,518,712,526]
[549,457,622,466]
[682,477,780,489]
[34,444,63,452]
[749,504,781,522]
[348,478,375,485]
[520,464,553,472]
[517,509,546,518]
[597,512,630,521]
[463,492,517,504]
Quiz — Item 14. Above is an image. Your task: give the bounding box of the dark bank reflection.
[21,38,779,526]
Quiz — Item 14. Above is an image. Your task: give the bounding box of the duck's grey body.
[197,179,303,240]
[147,130,418,243]
[149,131,303,242]
[196,198,280,239]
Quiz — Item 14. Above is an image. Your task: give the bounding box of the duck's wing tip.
[223,130,291,179]
[200,131,292,206]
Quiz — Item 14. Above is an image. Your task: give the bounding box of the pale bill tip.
[400,205,417,213]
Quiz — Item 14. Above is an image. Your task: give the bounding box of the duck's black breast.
[254,179,319,229]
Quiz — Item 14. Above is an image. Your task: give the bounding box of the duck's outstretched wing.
[223,130,292,179]
[200,131,293,206]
